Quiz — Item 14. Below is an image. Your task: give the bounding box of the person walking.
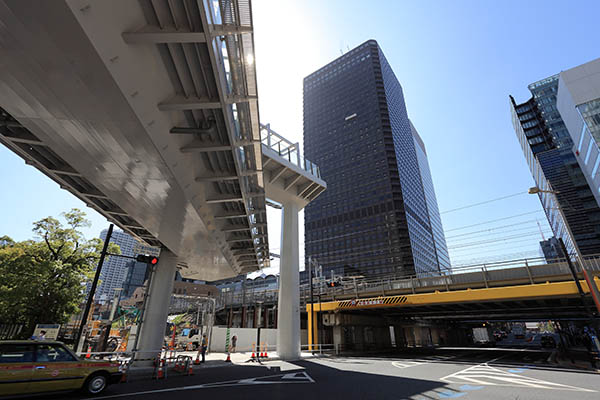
[231,335,237,353]
[201,334,208,363]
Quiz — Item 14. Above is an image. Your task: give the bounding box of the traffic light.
[328,281,341,287]
[136,254,159,265]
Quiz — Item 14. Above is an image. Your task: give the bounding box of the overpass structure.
[0,0,324,360]
[306,255,600,347]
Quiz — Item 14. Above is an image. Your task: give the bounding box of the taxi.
[0,340,122,397]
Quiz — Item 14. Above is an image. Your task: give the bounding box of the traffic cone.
[194,353,201,365]
[155,359,165,380]
[85,345,92,359]
[251,343,256,359]
[225,352,231,362]
[187,359,194,376]
[120,366,128,383]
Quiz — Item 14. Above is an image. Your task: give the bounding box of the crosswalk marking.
[392,355,455,369]
[441,360,596,392]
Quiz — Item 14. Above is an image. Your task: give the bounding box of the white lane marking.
[87,372,315,399]
[440,358,596,392]
[392,355,455,369]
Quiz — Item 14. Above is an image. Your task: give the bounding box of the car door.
[0,343,35,395]
[32,343,85,393]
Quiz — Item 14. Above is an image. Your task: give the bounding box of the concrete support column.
[134,248,177,364]
[333,325,343,354]
[277,201,301,360]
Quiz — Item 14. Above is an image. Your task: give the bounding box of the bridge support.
[277,201,301,360]
[134,248,178,365]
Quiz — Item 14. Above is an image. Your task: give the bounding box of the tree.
[0,209,120,336]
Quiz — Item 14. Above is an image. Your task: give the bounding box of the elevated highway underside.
[0,0,268,280]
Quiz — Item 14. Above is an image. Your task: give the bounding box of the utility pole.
[75,223,113,353]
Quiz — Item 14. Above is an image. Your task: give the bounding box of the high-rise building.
[510,75,600,256]
[555,58,600,207]
[122,260,149,299]
[539,237,561,262]
[97,230,141,301]
[303,40,449,278]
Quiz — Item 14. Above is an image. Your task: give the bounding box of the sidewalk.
[125,351,319,382]
[553,348,600,373]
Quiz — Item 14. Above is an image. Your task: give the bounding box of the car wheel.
[83,373,109,395]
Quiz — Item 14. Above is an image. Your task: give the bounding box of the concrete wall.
[209,327,308,352]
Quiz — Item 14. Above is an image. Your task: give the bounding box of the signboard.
[33,324,61,340]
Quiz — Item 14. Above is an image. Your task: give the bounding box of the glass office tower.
[510,75,600,256]
[303,40,449,278]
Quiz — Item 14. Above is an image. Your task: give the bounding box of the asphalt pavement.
[32,349,600,400]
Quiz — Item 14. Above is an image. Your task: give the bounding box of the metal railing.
[260,123,321,179]
[216,254,600,308]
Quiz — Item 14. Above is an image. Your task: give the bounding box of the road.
[42,350,599,400]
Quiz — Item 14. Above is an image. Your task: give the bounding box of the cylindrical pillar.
[277,201,300,359]
[134,248,178,365]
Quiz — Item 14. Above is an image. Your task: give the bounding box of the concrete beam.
[214,212,248,219]
[123,28,207,44]
[158,95,257,111]
[210,25,253,35]
[284,174,302,191]
[269,166,288,184]
[206,195,244,204]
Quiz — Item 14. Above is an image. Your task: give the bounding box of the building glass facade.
[510,75,600,256]
[303,40,449,278]
[122,261,149,299]
[97,230,142,301]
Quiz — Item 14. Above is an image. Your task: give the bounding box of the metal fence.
[0,323,24,339]
[217,254,600,308]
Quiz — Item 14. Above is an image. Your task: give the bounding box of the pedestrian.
[231,335,237,353]
[38,330,47,340]
[201,334,208,363]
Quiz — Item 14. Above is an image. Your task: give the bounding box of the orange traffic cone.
[187,359,194,376]
[251,343,256,359]
[225,352,231,362]
[120,366,128,383]
[194,353,201,365]
[155,359,165,380]
[85,345,92,359]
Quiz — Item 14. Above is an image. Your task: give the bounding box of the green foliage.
[0,209,120,336]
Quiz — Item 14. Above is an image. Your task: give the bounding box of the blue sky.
[1,0,598,268]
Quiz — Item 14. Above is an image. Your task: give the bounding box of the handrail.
[216,254,600,307]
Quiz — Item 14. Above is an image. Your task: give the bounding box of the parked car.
[0,340,122,397]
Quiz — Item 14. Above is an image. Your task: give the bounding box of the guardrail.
[260,123,321,179]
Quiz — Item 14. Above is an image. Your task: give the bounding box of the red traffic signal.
[136,254,159,265]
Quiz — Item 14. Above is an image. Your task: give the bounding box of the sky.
[1,0,599,274]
